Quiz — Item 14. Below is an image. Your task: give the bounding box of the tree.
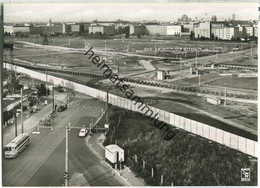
[7,71,19,95]
[210,33,215,40]
[190,31,195,40]
[125,32,129,39]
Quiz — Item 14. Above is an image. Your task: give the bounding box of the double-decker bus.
[4,133,30,158]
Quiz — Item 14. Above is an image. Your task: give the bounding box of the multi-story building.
[182,23,195,33]
[129,25,146,35]
[43,24,63,35]
[254,25,258,37]
[4,25,13,34]
[13,26,30,33]
[211,15,217,22]
[89,25,115,35]
[238,25,246,38]
[212,26,239,40]
[166,25,183,36]
[145,25,167,35]
[62,23,71,34]
[29,26,43,35]
[71,24,80,33]
[194,22,211,38]
[244,26,254,37]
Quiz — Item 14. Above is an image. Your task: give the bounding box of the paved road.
[2,97,122,186]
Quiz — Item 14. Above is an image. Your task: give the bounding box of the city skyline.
[4,3,258,23]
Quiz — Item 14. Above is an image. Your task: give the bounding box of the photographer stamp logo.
[241,168,250,181]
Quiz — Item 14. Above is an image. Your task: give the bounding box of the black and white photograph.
[0,0,258,186]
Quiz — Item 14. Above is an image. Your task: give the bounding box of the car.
[79,128,88,137]
[58,105,67,112]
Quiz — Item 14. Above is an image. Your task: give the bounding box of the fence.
[4,63,257,157]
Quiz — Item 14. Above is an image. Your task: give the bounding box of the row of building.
[4,19,258,40]
[195,21,258,40]
[130,25,183,36]
[130,21,258,40]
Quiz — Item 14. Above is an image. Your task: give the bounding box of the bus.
[4,133,30,158]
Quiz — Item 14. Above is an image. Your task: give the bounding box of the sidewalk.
[87,133,146,186]
[3,93,67,146]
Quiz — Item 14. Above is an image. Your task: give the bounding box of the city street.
[2,95,122,186]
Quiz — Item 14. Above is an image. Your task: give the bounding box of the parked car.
[58,104,67,112]
[79,128,88,137]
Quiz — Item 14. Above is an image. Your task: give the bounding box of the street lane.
[3,96,122,186]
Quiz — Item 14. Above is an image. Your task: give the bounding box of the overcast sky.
[4,3,258,23]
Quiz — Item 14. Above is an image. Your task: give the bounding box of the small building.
[206,97,221,105]
[157,70,166,80]
[105,144,124,168]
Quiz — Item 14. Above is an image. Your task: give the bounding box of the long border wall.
[4,63,257,157]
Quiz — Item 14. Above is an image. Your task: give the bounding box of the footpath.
[87,133,146,186]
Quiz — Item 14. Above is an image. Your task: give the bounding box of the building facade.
[29,26,43,35]
[146,25,167,35]
[129,25,146,35]
[166,25,183,36]
[43,24,63,35]
[194,22,211,38]
[62,23,71,34]
[89,25,115,35]
[212,26,239,40]
[4,25,13,34]
[71,24,80,32]
[13,26,30,33]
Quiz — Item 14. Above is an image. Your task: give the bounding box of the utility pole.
[13,108,17,137]
[106,88,109,125]
[52,86,54,111]
[179,57,182,77]
[196,50,198,68]
[65,124,69,186]
[199,74,201,87]
[224,83,227,106]
[21,88,24,133]
[154,43,157,56]
[46,65,48,96]
[105,40,107,52]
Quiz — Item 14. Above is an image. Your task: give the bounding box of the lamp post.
[21,88,24,133]
[224,83,227,106]
[64,123,70,186]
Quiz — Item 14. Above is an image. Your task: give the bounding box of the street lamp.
[21,88,24,133]
[64,123,70,186]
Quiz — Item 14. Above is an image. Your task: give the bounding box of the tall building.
[211,15,217,22]
[233,14,236,20]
